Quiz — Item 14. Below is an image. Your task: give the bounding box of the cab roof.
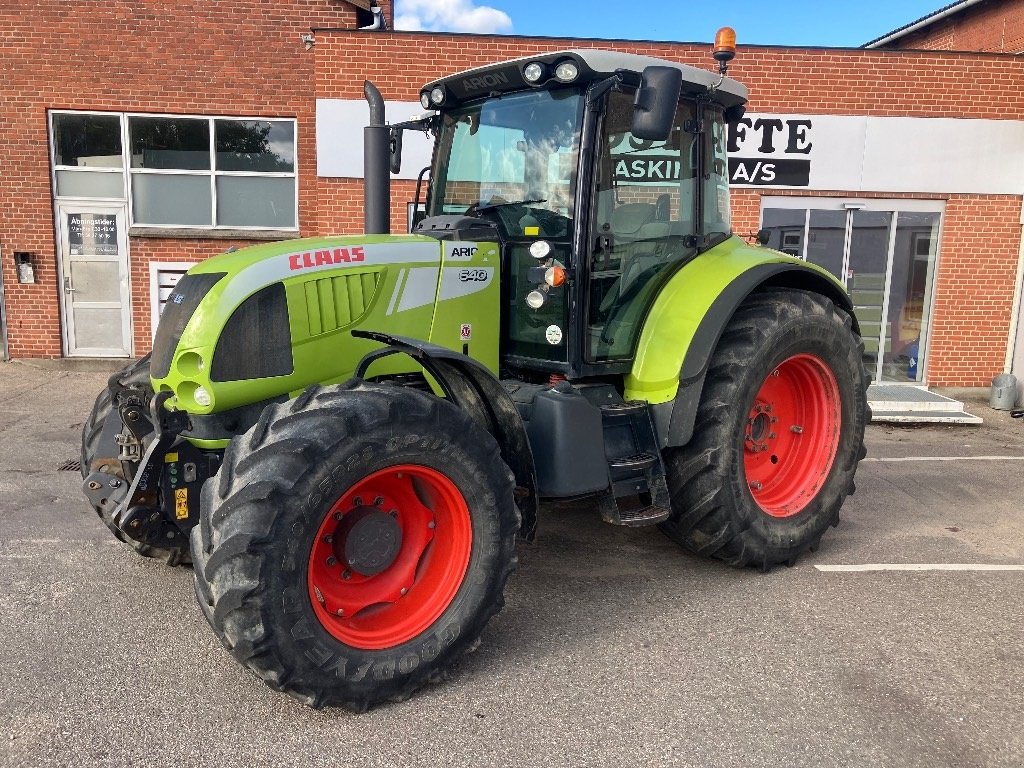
[422,48,748,109]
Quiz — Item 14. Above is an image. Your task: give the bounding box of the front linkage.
[82,369,218,554]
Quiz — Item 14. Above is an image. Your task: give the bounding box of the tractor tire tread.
[192,381,519,711]
[660,288,869,569]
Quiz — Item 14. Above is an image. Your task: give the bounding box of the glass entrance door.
[57,203,132,357]
[760,199,942,383]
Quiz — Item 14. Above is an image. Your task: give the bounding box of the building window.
[51,111,298,231]
[51,113,126,199]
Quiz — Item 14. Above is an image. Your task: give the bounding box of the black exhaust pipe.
[363,80,390,235]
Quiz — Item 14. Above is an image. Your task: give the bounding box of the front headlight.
[193,386,212,407]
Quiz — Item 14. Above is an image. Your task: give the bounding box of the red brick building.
[1,0,1022,392]
[865,0,1024,52]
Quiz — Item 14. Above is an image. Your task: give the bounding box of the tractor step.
[598,495,671,526]
[598,402,671,527]
[607,452,658,472]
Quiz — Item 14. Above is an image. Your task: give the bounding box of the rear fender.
[352,330,539,540]
[626,237,855,448]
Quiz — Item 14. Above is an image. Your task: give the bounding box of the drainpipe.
[363,80,391,235]
[1005,199,1024,404]
[358,3,387,31]
[0,251,8,361]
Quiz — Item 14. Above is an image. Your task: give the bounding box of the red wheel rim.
[307,465,472,650]
[743,354,841,518]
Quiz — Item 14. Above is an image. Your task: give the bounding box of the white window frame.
[49,110,299,232]
[48,110,130,203]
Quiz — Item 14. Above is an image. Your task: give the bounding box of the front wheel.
[191,382,519,710]
[661,289,868,569]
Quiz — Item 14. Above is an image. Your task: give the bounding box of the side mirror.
[631,66,683,141]
[756,228,770,246]
[724,104,746,124]
[389,128,404,175]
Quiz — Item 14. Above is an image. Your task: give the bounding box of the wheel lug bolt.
[374,496,385,507]
[400,587,408,596]
[769,433,777,439]
[333,511,343,521]
[336,608,344,617]
[770,417,778,424]
[353,496,363,507]
[323,534,333,544]
[389,509,398,517]
[326,556,337,566]
[342,570,351,580]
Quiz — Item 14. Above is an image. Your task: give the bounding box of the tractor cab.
[408,49,747,378]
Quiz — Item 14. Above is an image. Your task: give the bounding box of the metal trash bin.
[990,373,1018,410]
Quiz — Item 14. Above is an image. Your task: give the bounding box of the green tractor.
[81,41,868,710]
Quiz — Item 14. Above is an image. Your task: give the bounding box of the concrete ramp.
[867,384,983,424]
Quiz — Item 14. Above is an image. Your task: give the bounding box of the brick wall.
[878,0,1024,53]
[313,31,1024,387]
[2,10,1022,387]
[0,0,385,358]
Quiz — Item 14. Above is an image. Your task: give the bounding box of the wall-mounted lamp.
[14,252,35,284]
[300,33,315,50]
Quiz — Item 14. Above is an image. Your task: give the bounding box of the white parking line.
[863,456,1024,462]
[816,564,1024,572]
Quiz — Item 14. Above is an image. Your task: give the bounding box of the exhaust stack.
[363,80,390,235]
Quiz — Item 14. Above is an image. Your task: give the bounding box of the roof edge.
[863,0,986,48]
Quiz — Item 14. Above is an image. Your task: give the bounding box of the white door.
[57,204,132,357]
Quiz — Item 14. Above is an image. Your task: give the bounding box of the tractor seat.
[610,203,657,241]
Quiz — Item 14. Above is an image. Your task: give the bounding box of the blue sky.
[393,0,948,47]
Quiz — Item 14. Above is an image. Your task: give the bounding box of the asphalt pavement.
[1,360,1022,768]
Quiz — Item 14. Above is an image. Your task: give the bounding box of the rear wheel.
[661,289,868,568]
[80,355,190,566]
[192,382,519,710]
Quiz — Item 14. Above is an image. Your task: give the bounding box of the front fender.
[352,331,540,540]
[625,236,854,447]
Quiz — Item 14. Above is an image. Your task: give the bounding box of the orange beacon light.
[713,26,737,74]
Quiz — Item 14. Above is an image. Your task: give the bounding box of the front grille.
[211,283,293,382]
[151,272,226,378]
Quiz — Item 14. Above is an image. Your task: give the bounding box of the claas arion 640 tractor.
[81,37,867,710]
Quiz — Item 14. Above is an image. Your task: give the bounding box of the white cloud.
[395,0,513,34]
